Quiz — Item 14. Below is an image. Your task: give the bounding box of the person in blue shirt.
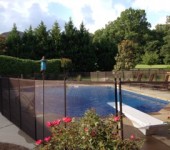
[40,56,47,78]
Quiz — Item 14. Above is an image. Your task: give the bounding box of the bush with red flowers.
[36,109,143,150]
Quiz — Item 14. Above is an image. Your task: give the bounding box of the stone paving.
[122,85,170,150]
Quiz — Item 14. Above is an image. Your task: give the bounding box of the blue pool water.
[66,86,169,116]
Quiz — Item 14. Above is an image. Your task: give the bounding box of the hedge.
[0,55,72,77]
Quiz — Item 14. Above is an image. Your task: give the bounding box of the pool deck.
[0,85,169,150]
[122,85,170,150]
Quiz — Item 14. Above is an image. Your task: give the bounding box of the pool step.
[107,102,167,135]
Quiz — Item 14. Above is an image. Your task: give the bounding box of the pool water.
[66,86,169,116]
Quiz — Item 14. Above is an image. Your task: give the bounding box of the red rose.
[46,121,53,127]
[52,119,61,126]
[35,139,43,145]
[91,130,96,137]
[114,116,120,122]
[84,127,88,132]
[130,134,135,140]
[62,117,72,123]
[44,136,51,142]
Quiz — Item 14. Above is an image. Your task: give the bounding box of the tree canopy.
[1,9,170,72]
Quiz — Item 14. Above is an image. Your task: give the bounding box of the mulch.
[0,142,29,150]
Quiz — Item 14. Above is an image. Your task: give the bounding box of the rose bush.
[36,109,143,150]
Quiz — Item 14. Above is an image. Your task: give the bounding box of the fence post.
[18,78,22,129]
[34,79,37,140]
[8,78,11,120]
[119,78,124,140]
[64,77,67,118]
[0,77,2,113]
[114,78,118,116]
[42,77,45,141]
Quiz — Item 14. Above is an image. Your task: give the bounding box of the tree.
[93,29,117,71]
[114,40,136,70]
[34,21,50,59]
[106,8,151,64]
[49,21,61,58]
[5,23,21,57]
[21,26,36,59]
[75,22,96,71]
[0,35,6,54]
[161,29,170,64]
[142,51,159,65]
[60,18,77,59]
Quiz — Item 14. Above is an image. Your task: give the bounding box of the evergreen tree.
[93,29,117,71]
[22,26,36,59]
[60,18,78,70]
[161,29,170,64]
[49,21,61,58]
[6,23,21,57]
[75,22,96,71]
[34,21,50,59]
[0,35,6,54]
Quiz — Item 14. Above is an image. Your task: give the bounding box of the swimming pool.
[36,85,169,117]
[66,86,169,116]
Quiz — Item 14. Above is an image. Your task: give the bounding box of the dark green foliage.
[161,29,170,64]
[60,19,96,71]
[142,51,159,65]
[93,29,117,71]
[0,55,35,76]
[49,21,61,58]
[5,23,22,57]
[1,11,170,72]
[0,55,68,76]
[21,26,37,59]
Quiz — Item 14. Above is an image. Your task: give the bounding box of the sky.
[0,0,170,34]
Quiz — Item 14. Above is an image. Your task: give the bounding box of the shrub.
[36,109,143,150]
[0,55,72,77]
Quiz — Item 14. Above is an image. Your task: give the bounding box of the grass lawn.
[135,64,170,69]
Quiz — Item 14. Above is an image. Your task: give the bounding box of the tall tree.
[106,8,151,64]
[60,18,78,70]
[75,22,96,71]
[161,29,170,64]
[49,21,61,58]
[21,26,36,59]
[34,21,50,59]
[114,40,136,70]
[6,23,21,57]
[93,29,117,71]
[0,35,6,54]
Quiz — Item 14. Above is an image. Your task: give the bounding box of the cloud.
[132,0,170,12]
[1,0,169,33]
[0,0,124,33]
[81,5,95,25]
[132,0,170,28]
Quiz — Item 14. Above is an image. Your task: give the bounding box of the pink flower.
[114,116,120,122]
[62,117,72,123]
[91,130,96,137]
[84,127,88,132]
[130,134,135,140]
[44,136,51,142]
[46,121,53,127]
[35,139,43,145]
[52,119,61,126]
